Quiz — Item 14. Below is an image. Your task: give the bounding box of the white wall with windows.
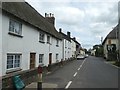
[2,14,62,76]
[71,39,76,58]
[62,39,72,60]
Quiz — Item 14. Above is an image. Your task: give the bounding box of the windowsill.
[39,41,45,43]
[6,68,22,74]
[8,32,23,38]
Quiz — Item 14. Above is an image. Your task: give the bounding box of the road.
[43,56,118,89]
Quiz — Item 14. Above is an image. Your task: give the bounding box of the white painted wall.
[63,39,72,60]
[71,39,76,57]
[2,14,62,76]
[103,39,119,59]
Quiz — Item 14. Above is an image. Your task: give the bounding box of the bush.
[114,61,120,67]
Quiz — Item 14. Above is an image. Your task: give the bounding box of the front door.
[49,53,52,65]
[30,53,36,69]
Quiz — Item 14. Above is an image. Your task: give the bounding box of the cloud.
[25,0,119,49]
[54,6,85,26]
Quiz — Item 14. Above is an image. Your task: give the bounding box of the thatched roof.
[102,25,118,45]
[2,2,62,40]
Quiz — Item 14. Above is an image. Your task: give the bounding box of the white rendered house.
[1,2,62,76]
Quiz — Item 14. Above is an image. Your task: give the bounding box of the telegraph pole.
[118,2,120,62]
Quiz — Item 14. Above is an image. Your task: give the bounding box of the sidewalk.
[24,82,58,89]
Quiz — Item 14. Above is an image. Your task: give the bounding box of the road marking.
[78,59,86,71]
[73,72,77,77]
[65,81,72,89]
[80,65,82,67]
[78,68,80,70]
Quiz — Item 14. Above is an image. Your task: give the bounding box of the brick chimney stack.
[45,13,55,26]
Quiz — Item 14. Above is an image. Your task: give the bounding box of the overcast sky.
[25,0,119,50]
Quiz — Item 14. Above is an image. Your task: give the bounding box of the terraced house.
[0,1,81,88]
[0,2,63,87]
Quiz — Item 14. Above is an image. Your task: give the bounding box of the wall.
[71,40,76,57]
[2,14,62,76]
[63,39,72,60]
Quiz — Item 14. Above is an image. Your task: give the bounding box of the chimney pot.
[59,28,62,33]
[67,31,71,37]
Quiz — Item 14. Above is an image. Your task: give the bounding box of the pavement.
[24,82,58,89]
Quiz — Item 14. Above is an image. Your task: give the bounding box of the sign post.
[37,65,42,90]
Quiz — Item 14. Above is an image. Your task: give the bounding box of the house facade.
[59,29,72,60]
[102,25,119,60]
[71,37,77,58]
[1,2,62,76]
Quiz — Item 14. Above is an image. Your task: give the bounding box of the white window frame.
[56,54,58,60]
[56,39,59,47]
[47,35,50,44]
[7,54,21,70]
[39,54,44,64]
[39,32,45,43]
[9,19,22,35]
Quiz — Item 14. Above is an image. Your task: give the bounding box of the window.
[56,54,58,60]
[39,54,44,64]
[9,19,22,35]
[65,40,67,48]
[39,32,45,43]
[47,36,50,43]
[7,54,21,70]
[56,39,59,47]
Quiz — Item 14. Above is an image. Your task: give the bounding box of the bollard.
[37,65,42,90]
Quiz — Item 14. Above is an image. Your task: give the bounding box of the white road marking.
[65,59,86,89]
[73,72,77,77]
[78,59,86,71]
[78,68,80,70]
[65,81,72,89]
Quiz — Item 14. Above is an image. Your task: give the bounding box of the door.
[49,53,52,65]
[30,53,36,69]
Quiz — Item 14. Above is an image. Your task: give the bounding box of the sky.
[25,0,119,50]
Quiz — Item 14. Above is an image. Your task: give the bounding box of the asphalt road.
[43,56,119,89]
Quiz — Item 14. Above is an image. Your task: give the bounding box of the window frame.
[7,54,21,71]
[39,32,45,43]
[39,54,44,64]
[47,35,50,44]
[9,19,22,36]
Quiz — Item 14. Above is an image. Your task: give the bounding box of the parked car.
[77,55,85,60]
[85,54,89,58]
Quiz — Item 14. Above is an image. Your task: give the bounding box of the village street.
[43,56,118,89]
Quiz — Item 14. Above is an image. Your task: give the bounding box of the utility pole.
[118,2,120,62]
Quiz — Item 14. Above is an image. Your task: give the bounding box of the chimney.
[73,37,76,40]
[67,31,71,37]
[45,13,55,26]
[59,28,62,33]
